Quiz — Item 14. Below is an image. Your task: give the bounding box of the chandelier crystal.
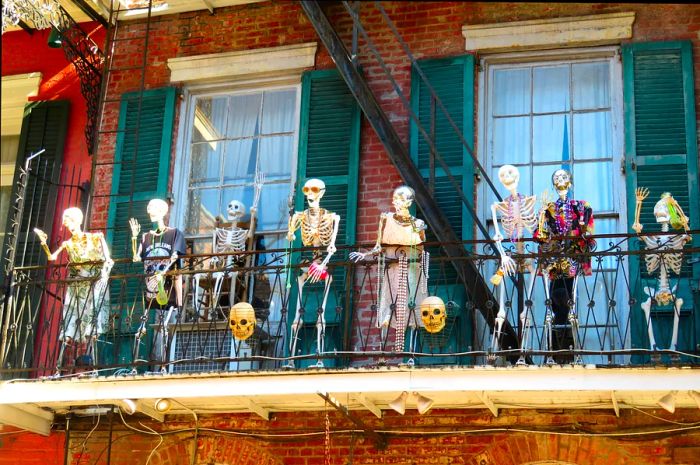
[2,0,61,34]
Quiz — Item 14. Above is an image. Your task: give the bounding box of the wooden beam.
[319,392,387,450]
[611,391,620,417]
[354,393,382,419]
[0,404,53,436]
[477,391,498,417]
[245,399,270,420]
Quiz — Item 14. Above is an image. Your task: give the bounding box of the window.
[176,86,300,331]
[479,48,627,361]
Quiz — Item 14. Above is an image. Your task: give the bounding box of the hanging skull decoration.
[420,296,446,334]
[229,302,256,340]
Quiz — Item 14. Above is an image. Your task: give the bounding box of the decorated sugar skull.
[302,178,326,205]
[227,200,246,221]
[229,302,256,340]
[498,165,520,191]
[420,296,446,334]
[392,185,415,213]
[551,169,572,193]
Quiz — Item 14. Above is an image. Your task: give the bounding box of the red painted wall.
[2,23,106,195]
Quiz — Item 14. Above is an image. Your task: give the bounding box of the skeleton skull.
[303,179,326,206]
[392,186,415,213]
[420,296,446,334]
[229,302,256,340]
[551,169,572,193]
[227,200,246,221]
[498,165,520,192]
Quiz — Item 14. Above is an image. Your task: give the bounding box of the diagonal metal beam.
[300,0,519,352]
[318,392,387,450]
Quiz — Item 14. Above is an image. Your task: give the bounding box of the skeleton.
[34,207,113,374]
[632,189,690,352]
[350,186,429,355]
[534,169,594,365]
[192,172,264,318]
[286,179,340,367]
[229,302,256,341]
[129,199,185,373]
[488,165,542,364]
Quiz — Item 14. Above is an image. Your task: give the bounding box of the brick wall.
[3,408,700,464]
[91,1,700,238]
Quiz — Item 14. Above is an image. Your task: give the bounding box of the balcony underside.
[1,365,699,436]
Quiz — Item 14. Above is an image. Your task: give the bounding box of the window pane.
[573,161,612,211]
[492,116,530,165]
[223,139,257,183]
[493,68,530,116]
[227,93,262,138]
[533,65,570,113]
[192,96,227,143]
[573,111,611,160]
[260,135,293,181]
[589,218,616,269]
[533,114,570,163]
[573,62,609,110]
[186,188,221,235]
[257,182,292,231]
[262,89,296,134]
[190,142,222,187]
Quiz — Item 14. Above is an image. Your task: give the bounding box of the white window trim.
[167,42,317,85]
[462,12,635,53]
[1,72,42,136]
[477,46,625,228]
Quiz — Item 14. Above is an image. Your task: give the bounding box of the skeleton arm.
[489,203,516,276]
[349,213,387,262]
[323,213,341,262]
[287,212,303,242]
[33,228,65,261]
[129,218,142,262]
[97,232,114,278]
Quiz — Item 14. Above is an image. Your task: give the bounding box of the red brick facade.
[2,408,700,464]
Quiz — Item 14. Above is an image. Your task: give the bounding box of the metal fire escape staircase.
[300,0,519,352]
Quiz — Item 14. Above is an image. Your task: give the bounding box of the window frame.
[477,46,627,238]
[171,79,302,239]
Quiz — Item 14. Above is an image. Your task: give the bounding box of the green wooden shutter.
[2,101,70,271]
[409,55,475,363]
[0,101,69,372]
[103,87,177,367]
[290,69,360,364]
[623,41,699,358]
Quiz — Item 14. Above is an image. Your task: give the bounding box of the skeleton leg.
[286,272,308,368]
[130,309,149,375]
[158,306,177,373]
[211,271,225,317]
[569,274,583,365]
[670,297,683,352]
[541,273,555,365]
[490,280,507,355]
[314,275,333,367]
[516,266,537,365]
[193,273,203,319]
[640,293,656,351]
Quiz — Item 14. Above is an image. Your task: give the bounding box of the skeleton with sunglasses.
[286,178,340,366]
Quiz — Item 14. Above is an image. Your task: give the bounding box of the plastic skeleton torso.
[640,233,688,304]
[297,208,336,249]
[214,227,248,254]
[493,194,537,243]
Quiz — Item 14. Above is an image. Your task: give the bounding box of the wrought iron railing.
[0,231,697,378]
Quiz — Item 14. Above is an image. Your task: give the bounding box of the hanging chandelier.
[2,0,61,34]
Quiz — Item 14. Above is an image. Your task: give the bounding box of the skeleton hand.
[635,187,650,202]
[307,262,328,283]
[33,228,48,244]
[129,218,140,238]
[286,231,296,242]
[632,222,643,234]
[349,251,365,263]
[500,254,517,276]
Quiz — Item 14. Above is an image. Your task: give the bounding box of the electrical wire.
[73,411,101,464]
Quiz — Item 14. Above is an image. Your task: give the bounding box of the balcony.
[0,232,698,433]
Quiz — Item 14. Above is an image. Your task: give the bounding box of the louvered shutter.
[622,41,699,357]
[409,55,475,362]
[289,69,360,363]
[103,87,177,366]
[0,101,69,372]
